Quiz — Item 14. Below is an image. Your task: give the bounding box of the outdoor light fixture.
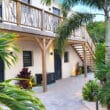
[50,52,53,55]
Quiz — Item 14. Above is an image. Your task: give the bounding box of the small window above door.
[22,0,30,4]
[53,7,60,16]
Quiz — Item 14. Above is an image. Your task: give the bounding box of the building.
[0,0,95,92]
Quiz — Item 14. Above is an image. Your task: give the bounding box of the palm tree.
[42,0,110,57]
[55,13,93,54]
[42,0,93,54]
[60,0,110,59]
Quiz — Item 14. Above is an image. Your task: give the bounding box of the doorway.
[54,50,62,80]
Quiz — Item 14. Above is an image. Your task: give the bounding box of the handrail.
[71,26,95,53]
[17,0,43,11]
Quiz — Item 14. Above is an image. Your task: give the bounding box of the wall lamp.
[50,52,53,55]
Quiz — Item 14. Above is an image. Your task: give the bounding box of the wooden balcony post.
[83,43,87,77]
[42,39,47,92]
[35,38,53,92]
[16,0,21,25]
[41,9,44,30]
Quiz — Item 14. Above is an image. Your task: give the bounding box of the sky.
[56,0,105,21]
[73,4,104,21]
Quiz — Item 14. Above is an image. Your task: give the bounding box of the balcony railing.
[1,0,95,52]
[2,0,61,32]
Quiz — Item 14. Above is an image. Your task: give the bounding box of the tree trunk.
[107,105,110,110]
[103,0,110,61]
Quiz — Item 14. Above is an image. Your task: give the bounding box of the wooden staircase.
[69,26,95,72]
[71,42,94,72]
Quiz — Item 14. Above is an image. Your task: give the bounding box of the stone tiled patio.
[33,73,107,110]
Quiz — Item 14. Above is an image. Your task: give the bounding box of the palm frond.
[55,13,93,55]
[61,0,79,17]
[0,80,46,110]
[0,33,20,67]
[0,93,29,110]
[41,0,53,5]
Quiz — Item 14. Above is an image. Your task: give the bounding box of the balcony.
[1,0,61,32]
[0,0,95,53]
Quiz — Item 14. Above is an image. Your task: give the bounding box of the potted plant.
[82,80,100,101]
[17,68,32,89]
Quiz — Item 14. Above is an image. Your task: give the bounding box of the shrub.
[94,43,106,82]
[31,75,36,87]
[99,82,110,110]
[17,68,32,89]
[82,80,100,101]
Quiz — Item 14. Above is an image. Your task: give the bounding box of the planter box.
[35,73,55,85]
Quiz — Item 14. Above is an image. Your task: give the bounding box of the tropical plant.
[17,68,33,89]
[87,21,106,43]
[94,43,109,83]
[99,82,110,110]
[0,79,45,110]
[42,0,94,55]
[42,0,110,53]
[0,33,19,67]
[82,80,100,101]
[55,13,93,54]
[94,43,105,64]
[31,75,37,87]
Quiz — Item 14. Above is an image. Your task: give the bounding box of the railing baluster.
[41,9,44,30]
[16,1,21,25]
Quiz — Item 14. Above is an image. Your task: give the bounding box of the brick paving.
[33,73,107,110]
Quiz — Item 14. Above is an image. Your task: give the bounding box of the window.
[23,51,32,67]
[53,7,60,32]
[22,0,30,13]
[53,7,60,16]
[22,0,30,4]
[64,51,69,63]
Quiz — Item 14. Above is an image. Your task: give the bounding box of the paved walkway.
[33,73,106,110]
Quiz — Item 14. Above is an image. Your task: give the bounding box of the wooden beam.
[68,39,85,44]
[71,44,83,62]
[16,1,21,25]
[35,38,43,50]
[41,10,44,30]
[35,38,53,92]
[46,39,53,50]
[42,38,47,92]
[86,42,95,58]
[83,43,87,77]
